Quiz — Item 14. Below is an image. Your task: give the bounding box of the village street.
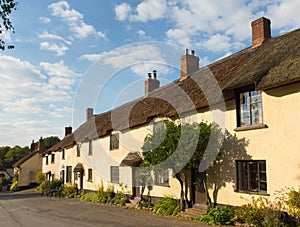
[0,190,209,227]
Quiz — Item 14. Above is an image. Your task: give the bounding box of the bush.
[235,197,267,226]
[262,209,297,227]
[195,206,234,225]
[153,195,180,216]
[10,181,18,191]
[63,183,78,198]
[286,188,300,218]
[37,180,51,192]
[35,171,45,184]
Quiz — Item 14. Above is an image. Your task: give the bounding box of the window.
[61,170,65,184]
[45,156,48,165]
[77,144,80,157]
[88,169,93,182]
[66,166,72,183]
[110,133,119,150]
[236,86,263,127]
[62,149,65,160]
[236,160,267,193]
[51,154,55,164]
[88,140,92,155]
[110,166,119,183]
[153,121,166,133]
[155,170,169,186]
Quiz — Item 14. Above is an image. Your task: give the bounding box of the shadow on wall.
[206,130,251,207]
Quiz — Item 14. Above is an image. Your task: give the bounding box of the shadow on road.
[0,190,41,201]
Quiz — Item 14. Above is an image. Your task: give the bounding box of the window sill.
[87,180,93,183]
[234,124,268,132]
[234,190,270,196]
[155,183,170,187]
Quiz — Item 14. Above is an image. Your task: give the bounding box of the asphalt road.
[0,190,209,227]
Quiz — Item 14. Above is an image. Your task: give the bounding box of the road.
[0,190,209,227]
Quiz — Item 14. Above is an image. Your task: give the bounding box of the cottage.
[12,137,44,189]
[43,17,300,207]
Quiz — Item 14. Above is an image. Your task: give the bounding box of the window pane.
[260,182,267,191]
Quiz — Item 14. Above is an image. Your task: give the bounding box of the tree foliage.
[0,0,17,50]
[141,119,222,210]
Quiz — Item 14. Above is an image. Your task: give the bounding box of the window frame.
[62,149,65,160]
[236,160,267,194]
[88,169,93,182]
[76,144,80,157]
[154,170,169,186]
[45,156,48,165]
[109,133,119,151]
[88,140,93,156]
[235,85,263,128]
[66,166,72,183]
[51,153,55,164]
[110,166,119,183]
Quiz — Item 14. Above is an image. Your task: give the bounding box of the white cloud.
[201,34,231,52]
[40,41,69,56]
[137,30,146,37]
[48,1,107,39]
[115,0,167,22]
[79,53,102,62]
[38,31,72,45]
[40,60,80,78]
[39,16,51,24]
[0,55,77,146]
[115,3,132,21]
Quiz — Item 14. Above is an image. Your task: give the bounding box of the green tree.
[5,145,30,163]
[0,146,10,167]
[141,120,222,210]
[0,0,17,50]
[44,136,60,150]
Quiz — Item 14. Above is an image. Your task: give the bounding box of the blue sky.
[0,0,299,146]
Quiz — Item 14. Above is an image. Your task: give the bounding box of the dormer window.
[236,85,263,129]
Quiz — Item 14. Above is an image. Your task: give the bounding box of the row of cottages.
[42,17,300,207]
[12,138,44,189]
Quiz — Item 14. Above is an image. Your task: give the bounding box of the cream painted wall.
[202,82,300,206]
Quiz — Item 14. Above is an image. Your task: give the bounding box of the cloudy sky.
[0,0,299,147]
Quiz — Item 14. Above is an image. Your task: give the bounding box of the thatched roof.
[46,28,300,154]
[12,150,39,167]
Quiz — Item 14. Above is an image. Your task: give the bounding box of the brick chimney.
[38,137,44,153]
[180,49,199,81]
[30,140,35,152]
[65,126,72,136]
[86,108,94,122]
[144,70,160,96]
[251,17,271,48]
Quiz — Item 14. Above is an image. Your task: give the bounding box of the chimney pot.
[86,108,94,122]
[144,71,160,96]
[38,137,44,153]
[251,17,271,47]
[180,49,199,80]
[153,70,157,79]
[65,126,72,136]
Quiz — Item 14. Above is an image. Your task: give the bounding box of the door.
[192,169,206,205]
[132,168,140,198]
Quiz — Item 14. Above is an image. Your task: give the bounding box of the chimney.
[30,140,35,152]
[86,108,94,122]
[180,49,199,81]
[38,137,44,153]
[144,70,160,96]
[251,17,271,48]
[65,126,72,136]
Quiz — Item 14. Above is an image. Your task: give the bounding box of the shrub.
[286,188,300,218]
[63,183,78,197]
[153,195,180,216]
[10,181,18,191]
[235,197,267,226]
[195,206,234,225]
[37,180,51,192]
[80,192,100,202]
[35,171,45,184]
[262,208,297,227]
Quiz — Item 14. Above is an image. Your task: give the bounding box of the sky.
[0,0,299,147]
